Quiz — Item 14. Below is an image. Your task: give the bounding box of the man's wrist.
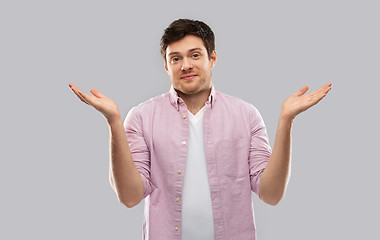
[279,110,295,124]
[107,114,123,126]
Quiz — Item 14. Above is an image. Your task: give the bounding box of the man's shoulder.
[215,90,256,110]
[133,91,170,110]
[125,91,170,120]
[214,90,264,125]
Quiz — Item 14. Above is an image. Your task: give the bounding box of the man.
[69,19,332,240]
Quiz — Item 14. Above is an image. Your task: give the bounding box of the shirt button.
[175,226,179,231]
[177,169,182,174]
[179,99,183,103]
[182,114,187,119]
[213,194,217,200]
[182,141,187,145]
[176,197,180,202]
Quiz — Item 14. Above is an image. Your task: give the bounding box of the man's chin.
[174,82,212,96]
[179,89,197,95]
[175,86,200,96]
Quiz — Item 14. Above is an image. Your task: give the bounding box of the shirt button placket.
[176,105,187,236]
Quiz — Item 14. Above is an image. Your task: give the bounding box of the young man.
[69,19,332,240]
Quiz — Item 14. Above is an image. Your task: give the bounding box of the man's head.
[161,19,217,97]
[160,19,215,63]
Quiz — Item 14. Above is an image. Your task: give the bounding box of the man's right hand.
[68,83,121,122]
[69,83,144,208]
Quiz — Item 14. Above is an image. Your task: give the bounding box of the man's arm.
[259,83,332,206]
[107,116,144,208]
[68,83,144,208]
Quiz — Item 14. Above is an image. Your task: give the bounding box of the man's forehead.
[167,48,205,56]
[166,35,206,56]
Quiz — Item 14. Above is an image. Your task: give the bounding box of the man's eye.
[192,53,200,58]
[172,57,180,62]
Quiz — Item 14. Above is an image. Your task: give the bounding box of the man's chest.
[144,107,252,179]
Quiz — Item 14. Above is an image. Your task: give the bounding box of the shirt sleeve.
[248,105,272,195]
[124,106,154,199]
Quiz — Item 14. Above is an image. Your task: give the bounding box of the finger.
[296,85,309,96]
[77,88,99,106]
[90,88,105,98]
[323,83,332,94]
[69,83,88,104]
[68,83,81,93]
[309,84,332,104]
[316,83,333,96]
[69,83,91,105]
[77,90,91,105]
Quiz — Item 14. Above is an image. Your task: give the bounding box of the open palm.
[281,83,332,120]
[69,83,121,121]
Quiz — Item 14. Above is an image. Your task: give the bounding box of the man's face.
[165,35,217,96]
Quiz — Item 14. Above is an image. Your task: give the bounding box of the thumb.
[90,88,105,98]
[296,85,309,96]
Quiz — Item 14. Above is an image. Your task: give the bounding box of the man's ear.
[210,50,217,68]
[164,58,169,72]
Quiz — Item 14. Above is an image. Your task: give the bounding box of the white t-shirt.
[181,106,215,240]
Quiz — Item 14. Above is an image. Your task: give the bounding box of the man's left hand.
[280,83,332,121]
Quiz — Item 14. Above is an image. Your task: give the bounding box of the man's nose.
[181,58,193,71]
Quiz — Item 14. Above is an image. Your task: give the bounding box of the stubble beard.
[177,77,211,97]
[172,69,212,97]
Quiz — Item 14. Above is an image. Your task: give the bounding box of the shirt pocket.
[216,138,250,178]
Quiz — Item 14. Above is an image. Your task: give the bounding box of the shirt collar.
[169,84,216,110]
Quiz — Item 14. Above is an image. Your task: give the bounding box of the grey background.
[1,0,379,239]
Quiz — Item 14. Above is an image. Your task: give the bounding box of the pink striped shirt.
[124,85,272,240]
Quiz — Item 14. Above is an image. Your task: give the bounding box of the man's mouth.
[180,74,197,80]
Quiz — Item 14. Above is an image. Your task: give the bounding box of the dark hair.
[160,19,215,63]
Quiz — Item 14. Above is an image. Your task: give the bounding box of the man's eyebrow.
[167,48,204,57]
[188,48,203,52]
[168,51,180,57]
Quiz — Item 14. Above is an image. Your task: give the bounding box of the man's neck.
[176,87,211,115]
